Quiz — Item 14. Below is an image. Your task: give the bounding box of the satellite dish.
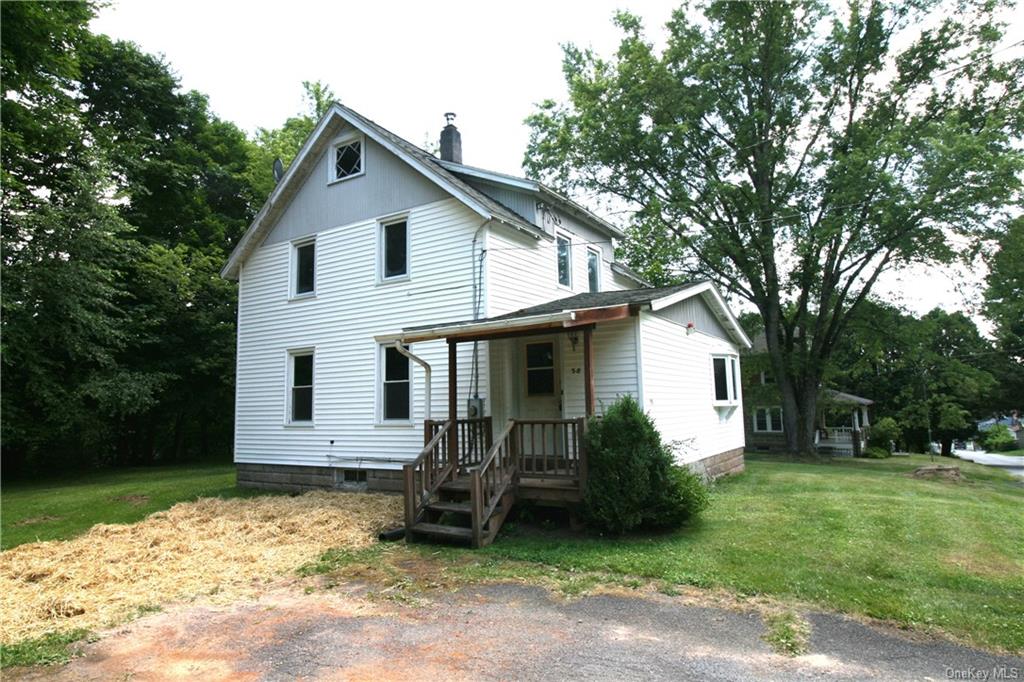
[272,158,284,183]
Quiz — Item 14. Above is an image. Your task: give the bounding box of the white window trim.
[289,236,317,300]
[759,370,775,385]
[555,231,573,290]
[284,347,315,427]
[377,214,411,284]
[586,246,602,293]
[377,343,414,426]
[753,406,784,433]
[326,132,366,185]
[711,354,741,406]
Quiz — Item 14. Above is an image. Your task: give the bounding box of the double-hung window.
[381,345,411,421]
[587,247,601,293]
[754,407,784,432]
[711,355,740,404]
[556,233,572,288]
[380,218,409,281]
[292,239,315,297]
[288,350,314,423]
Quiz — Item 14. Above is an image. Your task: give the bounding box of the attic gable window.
[330,136,364,183]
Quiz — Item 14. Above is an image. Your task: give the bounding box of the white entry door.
[520,338,561,419]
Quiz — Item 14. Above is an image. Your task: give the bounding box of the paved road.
[955,449,1024,478]
[11,583,1022,681]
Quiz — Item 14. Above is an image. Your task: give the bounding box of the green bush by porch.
[582,395,708,533]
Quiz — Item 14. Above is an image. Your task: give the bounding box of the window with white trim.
[556,233,572,288]
[381,345,411,421]
[380,218,408,281]
[331,136,363,182]
[587,247,601,293]
[292,239,315,297]
[712,355,740,404]
[288,350,314,423]
[760,370,775,385]
[754,407,784,432]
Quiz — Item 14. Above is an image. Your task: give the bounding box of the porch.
[393,297,638,547]
[816,391,873,457]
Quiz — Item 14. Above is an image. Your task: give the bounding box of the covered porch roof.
[825,389,875,407]
[377,281,752,347]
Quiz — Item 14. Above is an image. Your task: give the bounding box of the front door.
[520,338,561,419]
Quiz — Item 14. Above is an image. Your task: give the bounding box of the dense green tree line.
[1,2,316,474]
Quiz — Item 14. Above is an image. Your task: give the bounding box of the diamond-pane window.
[334,141,362,180]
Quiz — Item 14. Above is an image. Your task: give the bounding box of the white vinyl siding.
[235,198,487,469]
[485,208,635,318]
[560,318,639,418]
[638,311,745,464]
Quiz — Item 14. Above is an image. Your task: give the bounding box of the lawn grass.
[997,448,1024,457]
[478,454,1024,653]
[1,463,253,549]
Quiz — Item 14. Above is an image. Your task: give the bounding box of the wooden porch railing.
[514,418,587,484]
[403,419,455,537]
[425,416,493,470]
[470,419,519,547]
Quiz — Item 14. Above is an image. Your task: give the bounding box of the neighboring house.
[222,103,751,545]
[742,335,873,456]
[977,412,1024,448]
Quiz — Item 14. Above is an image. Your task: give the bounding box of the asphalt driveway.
[9,582,1022,681]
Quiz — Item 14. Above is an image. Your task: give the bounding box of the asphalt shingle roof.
[403,282,702,332]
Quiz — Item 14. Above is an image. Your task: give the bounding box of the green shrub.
[582,395,708,534]
[982,424,1017,452]
[868,417,901,453]
[863,446,891,459]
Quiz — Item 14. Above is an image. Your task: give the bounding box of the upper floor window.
[380,218,409,281]
[587,247,601,293]
[556,233,572,288]
[712,355,740,404]
[754,407,784,432]
[288,349,314,423]
[293,239,315,297]
[760,370,775,385]
[330,135,364,183]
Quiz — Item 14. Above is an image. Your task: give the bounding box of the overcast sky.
[91,1,1021,325]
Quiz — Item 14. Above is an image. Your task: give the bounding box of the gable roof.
[384,281,752,348]
[221,102,550,280]
[437,160,626,239]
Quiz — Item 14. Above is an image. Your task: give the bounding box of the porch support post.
[448,339,458,467]
[583,326,595,418]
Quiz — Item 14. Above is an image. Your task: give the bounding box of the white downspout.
[394,341,431,421]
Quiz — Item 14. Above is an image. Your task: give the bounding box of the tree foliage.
[829,301,1000,454]
[1,3,328,473]
[525,0,1023,455]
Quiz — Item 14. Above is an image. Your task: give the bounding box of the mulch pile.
[0,491,402,644]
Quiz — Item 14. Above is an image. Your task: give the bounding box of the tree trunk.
[763,318,821,458]
[940,437,953,458]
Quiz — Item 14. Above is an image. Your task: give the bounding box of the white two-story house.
[222,102,750,542]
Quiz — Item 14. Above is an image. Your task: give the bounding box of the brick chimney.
[439,112,462,164]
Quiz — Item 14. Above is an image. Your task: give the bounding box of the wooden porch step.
[410,522,473,542]
[426,500,472,514]
[439,477,471,492]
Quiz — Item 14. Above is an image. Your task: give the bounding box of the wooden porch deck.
[403,417,587,547]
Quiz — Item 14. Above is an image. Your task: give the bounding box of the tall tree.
[525,0,1023,454]
[983,215,1024,410]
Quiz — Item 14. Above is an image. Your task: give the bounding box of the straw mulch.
[0,491,402,644]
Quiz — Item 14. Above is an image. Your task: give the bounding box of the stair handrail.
[469,419,518,546]
[403,419,455,535]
